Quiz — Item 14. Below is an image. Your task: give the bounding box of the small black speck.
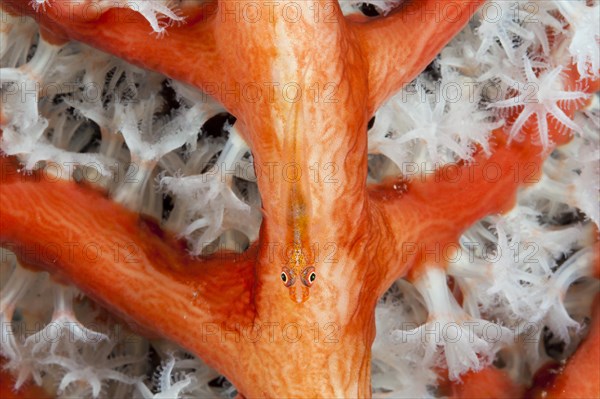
[367,116,376,130]
[201,112,237,139]
[359,3,380,16]
[162,194,174,222]
[208,376,229,388]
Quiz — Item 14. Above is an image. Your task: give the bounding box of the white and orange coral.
[0,0,599,398]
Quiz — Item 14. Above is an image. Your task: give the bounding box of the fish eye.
[301,266,316,287]
[280,267,295,287]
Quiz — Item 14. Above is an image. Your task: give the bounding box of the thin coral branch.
[368,130,539,288]
[349,0,485,112]
[0,155,257,378]
[368,69,598,289]
[529,294,600,398]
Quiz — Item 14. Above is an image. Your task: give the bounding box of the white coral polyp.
[25,285,108,354]
[450,219,552,321]
[396,268,511,381]
[0,37,61,130]
[160,127,261,254]
[572,145,600,226]
[373,76,500,170]
[556,0,600,78]
[29,0,48,11]
[439,24,483,77]
[103,0,186,35]
[0,264,38,366]
[490,57,589,149]
[0,12,38,68]
[541,247,596,343]
[28,1,186,35]
[371,283,435,397]
[113,92,221,211]
[137,357,195,399]
[41,340,141,398]
[475,0,535,62]
[519,130,599,227]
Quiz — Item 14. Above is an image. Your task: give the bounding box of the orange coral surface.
[1,0,599,397]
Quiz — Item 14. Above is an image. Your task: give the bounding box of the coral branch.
[350,0,485,112]
[369,70,598,286]
[444,367,524,398]
[0,155,257,378]
[529,295,600,398]
[368,128,543,287]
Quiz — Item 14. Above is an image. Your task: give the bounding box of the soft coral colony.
[0,0,598,397]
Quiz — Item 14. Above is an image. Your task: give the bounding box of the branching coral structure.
[0,0,599,398]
